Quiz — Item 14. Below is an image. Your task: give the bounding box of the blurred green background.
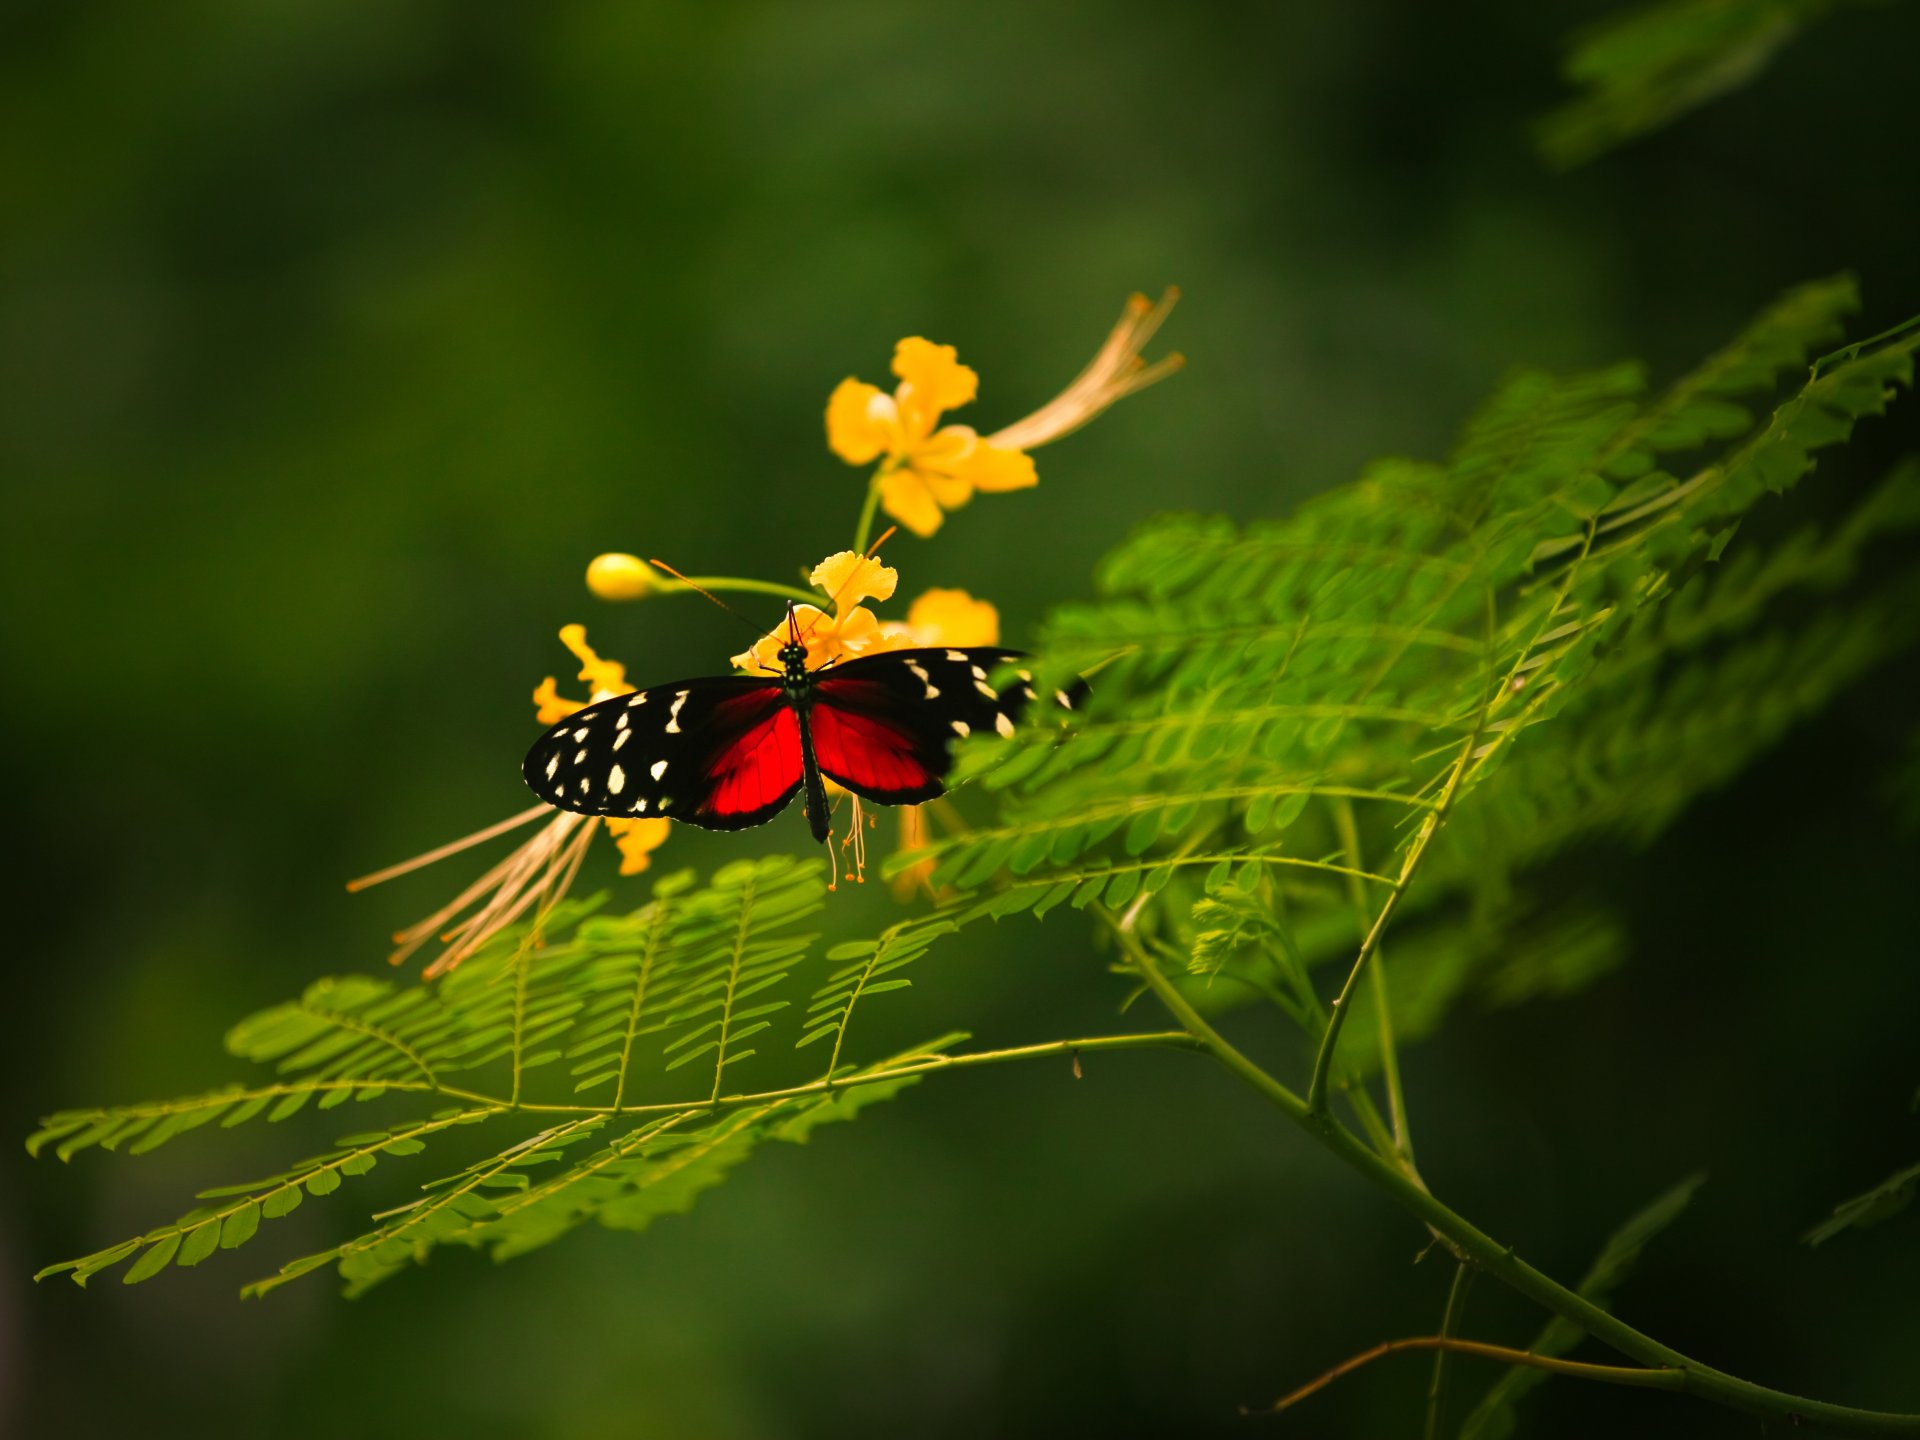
[5,1,1918,1435]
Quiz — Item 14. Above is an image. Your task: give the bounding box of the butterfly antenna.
[648,559,770,643]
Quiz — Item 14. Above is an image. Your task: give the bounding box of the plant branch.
[291,1031,1203,1120]
[1426,1262,1476,1440]
[1307,590,1499,1116]
[1329,796,1412,1161]
[1123,934,1920,1435]
[1249,1335,1683,1418]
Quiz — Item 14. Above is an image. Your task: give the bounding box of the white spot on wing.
[578,775,591,794]
[950,719,970,737]
[974,679,998,700]
[616,712,630,731]
[608,764,626,794]
[572,728,589,742]
[650,759,669,781]
[634,798,648,813]
[906,660,939,698]
[613,730,631,751]
[628,693,648,707]
[995,711,1015,738]
[1055,689,1074,709]
[545,755,559,780]
[574,748,588,765]
[945,650,967,661]
[665,690,689,734]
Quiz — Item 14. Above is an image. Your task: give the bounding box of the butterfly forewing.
[523,645,1082,837]
[522,677,804,830]
[811,647,1055,803]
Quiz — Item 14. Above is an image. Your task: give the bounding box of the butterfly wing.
[810,647,1057,805]
[522,677,806,831]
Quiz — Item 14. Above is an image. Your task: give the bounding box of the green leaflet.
[1537,0,1853,168]
[1805,1160,1920,1245]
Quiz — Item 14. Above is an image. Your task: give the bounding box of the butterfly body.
[522,639,1062,842]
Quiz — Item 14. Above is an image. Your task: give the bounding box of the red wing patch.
[811,679,946,803]
[700,703,804,822]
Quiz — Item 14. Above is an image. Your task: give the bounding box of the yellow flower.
[605,816,670,875]
[826,291,1182,539]
[532,622,633,723]
[871,587,1001,653]
[730,550,899,672]
[349,625,669,978]
[828,338,1038,538]
[584,552,656,601]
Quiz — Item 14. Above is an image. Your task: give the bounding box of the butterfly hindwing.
[810,647,1050,804]
[522,677,804,830]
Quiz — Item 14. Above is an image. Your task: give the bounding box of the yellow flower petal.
[951,435,1037,494]
[827,378,893,465]
[534,625,633,723]
[558,623,633,699]
[532,676,585,726]
[810,550,898,614]
[833,605,885,656]
[866,620,917,654]
[906,588,1000,648]
[877,468,948,538]
[919,466,976,511]
[604,816,671,875]
[891,337,977,436]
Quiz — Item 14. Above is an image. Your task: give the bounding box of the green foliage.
[1459,1174,1707,1438]
[30,855,962,1293]
[1537,0,1871,167]
[28,280,1920,1325]
[916,275,1919,1059]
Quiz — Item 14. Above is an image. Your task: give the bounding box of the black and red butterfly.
[522,605,1078,842]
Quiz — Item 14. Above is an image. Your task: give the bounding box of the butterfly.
[522,605,1078,842]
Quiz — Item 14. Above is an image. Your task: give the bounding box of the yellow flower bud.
[586,552,655,601]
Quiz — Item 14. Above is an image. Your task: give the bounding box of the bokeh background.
[5,1,1918,1436]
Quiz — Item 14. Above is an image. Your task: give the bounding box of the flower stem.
[851,465,891,554]
[658,575,821,608]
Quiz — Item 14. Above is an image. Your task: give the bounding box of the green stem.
[851,465,891,554]
[1426,1263,1476,1440]
[1306,589,1496,1116]
[1125,936,1920,1436]
[659,576,821,608]
[1259,1335,1681,1417]
[1330,796,1413,1161]
[373,1030,1204,1119]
